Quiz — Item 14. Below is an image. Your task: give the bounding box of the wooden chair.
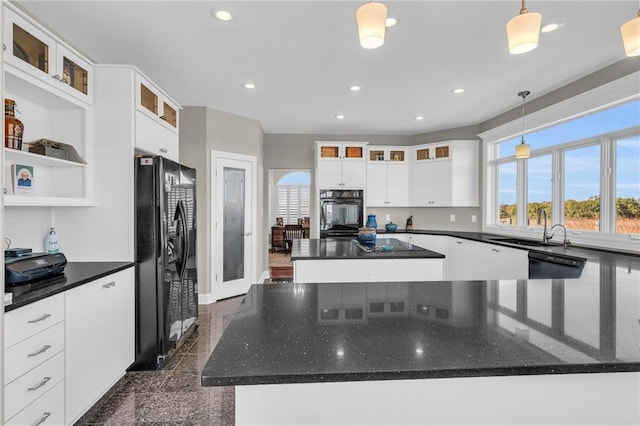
[284,224,305,253]
[270,226,286,253]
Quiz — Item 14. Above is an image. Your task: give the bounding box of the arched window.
[270,170,310,225]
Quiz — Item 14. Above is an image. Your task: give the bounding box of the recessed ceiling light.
[212,9,233,21]
[541,21,564,33]
[415,116,424,121]
[415,348,424,355]
[335,114,345,119]
[385,17,397,27]
[349,85,361,92]
[243,82,255,89]
[451,88,465,94]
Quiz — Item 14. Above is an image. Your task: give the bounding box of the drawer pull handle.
[28,345,52,357]
[27,314,51,324]
[31,412,51,426]
[159,147,168,153]
[102,281,116,288]
[28,376,51,391]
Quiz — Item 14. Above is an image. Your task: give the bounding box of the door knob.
[244,232,252,236]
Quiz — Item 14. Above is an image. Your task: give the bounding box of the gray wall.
[180,107,265,297]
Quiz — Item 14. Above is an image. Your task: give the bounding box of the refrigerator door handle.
[177,200,189,280]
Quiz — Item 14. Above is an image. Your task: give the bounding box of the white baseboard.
[198,293,217,305]
[198,271,269,305]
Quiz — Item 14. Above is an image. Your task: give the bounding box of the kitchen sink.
[489,237,553,247]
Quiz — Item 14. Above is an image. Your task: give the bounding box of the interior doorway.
[267,169,310,281]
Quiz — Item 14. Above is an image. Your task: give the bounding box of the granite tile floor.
[76,296,244,425]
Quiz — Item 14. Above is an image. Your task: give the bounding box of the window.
[527,154,552,228]
[484,93,640,249]
[616,137,640,234]
[498,162,517,225]
[564,145,601,232]
[269,171,310,226]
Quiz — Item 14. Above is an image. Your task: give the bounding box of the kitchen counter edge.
[5,261,135,312]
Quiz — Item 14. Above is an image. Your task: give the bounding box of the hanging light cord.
[520,94,526,143]
[518,91,530,144]
[520,0,528,14]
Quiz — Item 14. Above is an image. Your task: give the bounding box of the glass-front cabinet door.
[56,44,92,102]
[368,147,406,162]
[3,6,93,104]
[414,143,451,162]
[3,7,55,81]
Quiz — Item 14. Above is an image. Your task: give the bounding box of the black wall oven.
[320,189,364,238]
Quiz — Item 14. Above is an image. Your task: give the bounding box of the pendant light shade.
[621,10,640,57]
[506,0,542,54]
[515,90,531,159]
[356,2,387,49]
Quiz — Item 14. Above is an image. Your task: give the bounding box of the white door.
[212,152,256,301]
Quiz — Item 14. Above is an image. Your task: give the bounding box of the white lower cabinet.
[447,237,528,280]
[405,234,448,257]
[4,293,65,424]
[65,268,135,425]
[6,381,65,426]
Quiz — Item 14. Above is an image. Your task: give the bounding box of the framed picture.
[11,164,34,195]
[276,217,284,226]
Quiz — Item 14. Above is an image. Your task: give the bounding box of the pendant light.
[506,0,542,54]
[356,2,387,49]
[515,90,531,159]
[621,7,640,57]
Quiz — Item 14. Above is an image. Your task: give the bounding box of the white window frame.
[480,72,640,253]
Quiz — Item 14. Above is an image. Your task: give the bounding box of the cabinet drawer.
[5,294,64,348]
[6,381,64,426]
[4,351,64,421]
[4,322,64,384]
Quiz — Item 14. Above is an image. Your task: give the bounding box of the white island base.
[293,258,444,283]
[236,372,640,425]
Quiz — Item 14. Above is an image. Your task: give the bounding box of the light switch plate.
[471,215,477,223]
[450,214,456,222]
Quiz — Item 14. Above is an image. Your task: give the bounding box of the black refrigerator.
[132,156,198,370]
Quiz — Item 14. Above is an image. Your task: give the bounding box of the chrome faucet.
[549,224,571,248]
[537,208,550,243]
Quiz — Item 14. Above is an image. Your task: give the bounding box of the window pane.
[527,155,552,227]
[498,162,517,225]
[498,99,640,158]
[564,145,600,232]
[616,137,640,234]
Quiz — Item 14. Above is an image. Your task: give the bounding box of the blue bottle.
[366,214,377,229]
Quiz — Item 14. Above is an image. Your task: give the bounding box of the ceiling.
[15,1,637,135]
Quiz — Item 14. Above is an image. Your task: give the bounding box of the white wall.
[180,107,265,298]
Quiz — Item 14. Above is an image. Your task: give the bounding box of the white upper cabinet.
[366,146,409,207]
[2,4,93,207]
[134,72,180,160]
[410,140,479,207]
[3,6,93,104]
[315,142,368,189]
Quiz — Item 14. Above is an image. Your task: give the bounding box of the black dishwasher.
[528,251,586,279]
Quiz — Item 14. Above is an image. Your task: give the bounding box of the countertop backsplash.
[366,206,481,232]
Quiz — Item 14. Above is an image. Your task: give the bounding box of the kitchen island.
[291,237,446,283]
[202,249,640,425]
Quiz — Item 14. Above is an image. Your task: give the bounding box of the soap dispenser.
[46,228,59,253]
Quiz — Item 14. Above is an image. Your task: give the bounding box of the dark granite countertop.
[291,238,445,260]
[378,229,639,266]
[4,261,135,312]
[202,253,640,386]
